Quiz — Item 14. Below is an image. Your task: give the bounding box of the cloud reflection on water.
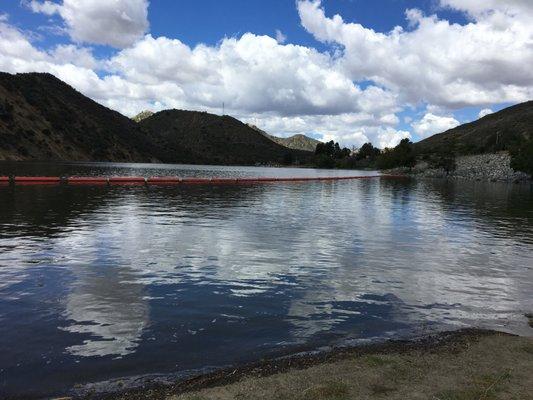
[0,178,532,364]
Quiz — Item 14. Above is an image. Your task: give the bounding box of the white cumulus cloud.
[411,112,460,138]
[107,33,400,119]
[439,0,533,19]
[297,0,533,108]
[478,108,493,118]
[27,0,149,48]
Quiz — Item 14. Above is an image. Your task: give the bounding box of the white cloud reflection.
[0,180,532,359]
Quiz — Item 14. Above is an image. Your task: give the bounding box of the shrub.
[428,152,456,172]
[510,138,533,175]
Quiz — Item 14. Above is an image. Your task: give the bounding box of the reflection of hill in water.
[379,178,533,243]
[0,184,268,238]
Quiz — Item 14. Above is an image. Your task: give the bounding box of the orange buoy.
[147,177,182,185]
[6,174,403,186]
[233,178,260,184]
[210,178,239,184]
[180,178,212,184]
[108,177,146,185]
[248,177,278,182]
[14,176,61,185]
[68,177,109,185]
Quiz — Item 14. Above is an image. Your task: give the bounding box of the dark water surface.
[0,163,532,399]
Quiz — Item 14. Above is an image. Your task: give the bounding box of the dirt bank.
[83,329,532,400]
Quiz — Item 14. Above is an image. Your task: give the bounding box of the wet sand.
[82,329,532,400]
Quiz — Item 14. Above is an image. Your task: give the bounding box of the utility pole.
[222,102,225,116]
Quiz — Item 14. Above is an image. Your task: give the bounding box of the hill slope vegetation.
[414,101,533,174]
[139,110,311,165]
[415,101,533,155]
[0,72,161,162]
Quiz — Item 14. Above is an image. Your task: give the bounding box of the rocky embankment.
[390,152,530,182]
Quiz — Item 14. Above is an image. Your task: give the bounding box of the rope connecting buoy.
[0,175,406,186]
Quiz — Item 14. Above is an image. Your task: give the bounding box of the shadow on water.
[0,172,532,398]
[0,184,269,238]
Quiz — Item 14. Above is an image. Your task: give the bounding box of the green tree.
[313,140,351,168]
[376,139,416,169]
[355,142,380,161]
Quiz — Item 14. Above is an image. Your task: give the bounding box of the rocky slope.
[132,110,154,123]
[407,152,530,182]
[248,124,321,152]
[406,101,533,181]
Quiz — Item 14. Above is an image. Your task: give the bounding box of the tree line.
[311,137,532,175]
[312,139,418,170]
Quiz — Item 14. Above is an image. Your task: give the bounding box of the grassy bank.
[97,330,532,400]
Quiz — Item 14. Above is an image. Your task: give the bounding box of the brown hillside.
[0,72,163,162]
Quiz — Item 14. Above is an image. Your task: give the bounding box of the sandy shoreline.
[70,328,532,400]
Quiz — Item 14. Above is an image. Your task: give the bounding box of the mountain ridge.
[139,109,311,165]
[0,72,311,165]
[1,72,531,170]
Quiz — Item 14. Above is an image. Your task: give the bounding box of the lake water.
[0,163,532,399]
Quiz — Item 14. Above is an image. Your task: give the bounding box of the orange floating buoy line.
[0,175,406,186]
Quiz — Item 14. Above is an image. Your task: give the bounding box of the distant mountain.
[139,110,311,165]
[132,110,154,122]
[278,134,321,152]
[0,72,162,162]
[248,124,321,152]
[415,101,533,155]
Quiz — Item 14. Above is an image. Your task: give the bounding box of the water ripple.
[0,164,532,398]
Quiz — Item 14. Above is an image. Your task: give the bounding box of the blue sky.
[0,0,531,147]
[5,1,467,47]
